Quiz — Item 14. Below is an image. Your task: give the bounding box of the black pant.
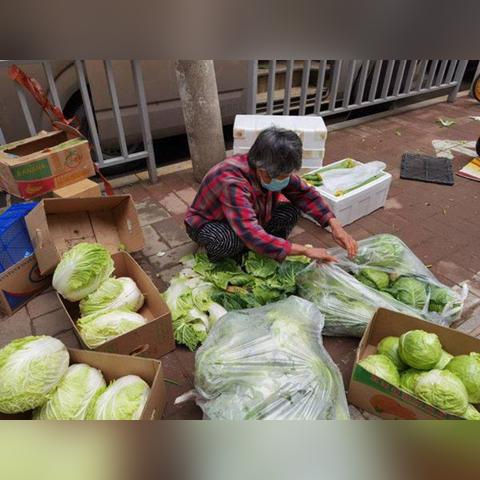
[187,203,300,262]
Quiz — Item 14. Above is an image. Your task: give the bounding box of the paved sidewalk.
[1,95,479,420]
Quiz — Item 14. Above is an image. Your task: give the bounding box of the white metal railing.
[0,60,157,182]
[248,60,470,117]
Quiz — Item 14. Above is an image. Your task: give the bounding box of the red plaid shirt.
[185,154,334,260]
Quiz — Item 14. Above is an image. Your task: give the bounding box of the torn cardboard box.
[348,308,480,420]
[26,195,144,275]
[0,124,95,200]
[53,178,101,198]
[57,251,175,358]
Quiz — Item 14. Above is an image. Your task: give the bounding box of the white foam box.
[233,115,327,169]
[306,159,392,226]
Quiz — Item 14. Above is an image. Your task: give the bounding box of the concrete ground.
[1,95,480,420]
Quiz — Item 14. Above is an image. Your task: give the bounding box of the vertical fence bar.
[131,60,157,183]
[342,60,356,108]
[104,60,129,159]
[445,60,458,83]
[328,60,342,111]
[415,60,428,91]
[282,60,294,115]
[381,60,395,98]
[426,60,438,88]
[392,60,407,96]
[74,60,104,166]
[0,128,5,145]
[15,84,36,136]
[403,60,417,93]
[246,60,258,114]
[354,60,370,105]
[42,62,61,108]
[435,60,449,86]
[266,60,276,114]
[299,60,311,115]
[314,60,326,115]
[448,60,468,102]
[368,60,382,102]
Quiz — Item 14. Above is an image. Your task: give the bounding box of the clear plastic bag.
[296,262,427,337]
[192,296,349,420]
[328,234,467,325]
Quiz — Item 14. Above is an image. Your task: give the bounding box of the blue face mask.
[261,175,290,192]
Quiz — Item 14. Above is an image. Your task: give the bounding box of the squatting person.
[184,127,358,263]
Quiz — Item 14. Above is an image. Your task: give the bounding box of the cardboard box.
[0,254,51,316]
[25,195,144,275]
[0,125,95,200]
[53,179,101,198]
[0,348,166,420]
[57,251,175,359]
[348,308,480,420]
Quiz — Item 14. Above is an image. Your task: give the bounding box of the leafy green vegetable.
[415,369,468,416]
[244,250,279,278]
[400,369,423,394]
[53,243,114,301]
[34,363,106,420]
[398,330,442,370]
[356,268,390,290]
[445,353,480,403]
[391,276,427,310]
[377,336,407,371]
[464,404,480,420]
[434,350,453,370]
[358,354,400,386]
[353,234,405,268]
[429,286,457,314]
[0,336,69,414]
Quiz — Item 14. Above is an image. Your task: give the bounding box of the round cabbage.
[434,350,453,370]
[391,277,427,310]
[377,336,407,371]
[77,310,147,348]
[356,269,390,291]
[398,330,442,370]
[464,404,480,421]
[89,375,150,420]
[34,363,106,420]
[415,369,468,416]
[400,369,423,394]
[79,277,144,316]
[358,354,400,386]
[445,353,480,403]
[0,336,69,414]
[53,243,114,301]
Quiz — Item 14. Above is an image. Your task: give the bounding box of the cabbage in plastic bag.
[194,296,349,420]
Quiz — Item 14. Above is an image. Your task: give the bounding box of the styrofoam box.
[234,146,325,169]
[307,159,392,226]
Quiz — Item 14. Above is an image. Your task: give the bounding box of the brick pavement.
[1,96,480,420]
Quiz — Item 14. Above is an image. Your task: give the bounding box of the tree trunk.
[175,60,226,182]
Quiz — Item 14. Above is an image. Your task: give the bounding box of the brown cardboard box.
[348,308,480,420]
[53,179,101,198]
[0,255,51,316]
[0,348,166,420]
[57,251,175,359]
[25,195,144,275]
[0,125,95,200]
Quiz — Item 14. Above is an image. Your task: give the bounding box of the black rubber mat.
[400,153,454,185]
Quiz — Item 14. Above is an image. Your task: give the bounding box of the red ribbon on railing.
[8,64,113,196]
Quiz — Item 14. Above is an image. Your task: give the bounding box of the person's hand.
[329,218,358,259]
[304,247,337,263]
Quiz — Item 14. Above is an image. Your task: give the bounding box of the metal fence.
[0,60,157,182]
[246,60,470,117]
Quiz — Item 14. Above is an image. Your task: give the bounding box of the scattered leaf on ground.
[470,116,480,122]
[437,118,456,127]
[395,129,402,136]
[426,264,432,269]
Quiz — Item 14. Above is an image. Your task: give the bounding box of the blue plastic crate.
[0,202,37,273]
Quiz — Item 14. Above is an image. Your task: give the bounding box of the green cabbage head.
[391,277,427,310]
[34,363,106,420]
[53,243,114,301]
[398,330,442,370]
[77,309,147,348]
[400,369,423,394]
[434,350,453,370]
[79,277,144,316]
[359,354,400,386]
[377,336,407,371]
[445,353,480,403]
[415,369,468,416]
[356,268,390,290]
[89,375,150,420]
[0,336,69,414]
[464,404,480,421]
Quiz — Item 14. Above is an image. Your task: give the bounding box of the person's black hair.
[247,126,302,177]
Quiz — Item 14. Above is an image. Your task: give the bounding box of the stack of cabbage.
[193,296,349,420]
[53,243,147,348]
[0,335,150,420]
[359,330,480,419]
[164,251,310,351]
[297,234,466,337]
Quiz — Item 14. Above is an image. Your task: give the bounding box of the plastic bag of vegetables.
[329,234,467,325]
[192,296,349,420]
